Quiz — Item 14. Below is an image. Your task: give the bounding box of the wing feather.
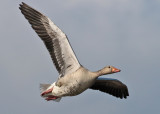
[90,78,129,99]
[19,2,81,76]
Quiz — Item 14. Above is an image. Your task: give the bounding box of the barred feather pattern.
[19,2,80,76]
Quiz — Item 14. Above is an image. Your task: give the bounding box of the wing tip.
[19,2,26,8]
[19,2,28,12]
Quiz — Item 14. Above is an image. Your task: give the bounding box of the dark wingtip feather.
[90,79,129,99]
[19,2,26,12]
[19,3,22,9]
[19,2,25,7]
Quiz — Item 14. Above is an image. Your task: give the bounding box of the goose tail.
[40,83,62,102]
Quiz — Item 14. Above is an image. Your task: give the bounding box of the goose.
[19,2,129,102]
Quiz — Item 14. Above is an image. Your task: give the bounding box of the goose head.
[96,66,121,77]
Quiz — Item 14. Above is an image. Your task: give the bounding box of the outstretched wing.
[19,2,81,76]
[90,78,129,99]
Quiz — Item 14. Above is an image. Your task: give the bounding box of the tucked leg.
[45,95,59,101]
[41,87,53,96]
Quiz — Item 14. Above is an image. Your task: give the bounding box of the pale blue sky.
[0,0,160,114]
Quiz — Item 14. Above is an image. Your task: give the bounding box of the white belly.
[52,67,96,97]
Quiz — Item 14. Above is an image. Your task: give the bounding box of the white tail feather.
[40,83,51,93]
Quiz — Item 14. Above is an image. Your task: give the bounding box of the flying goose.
[19,2,129,102]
